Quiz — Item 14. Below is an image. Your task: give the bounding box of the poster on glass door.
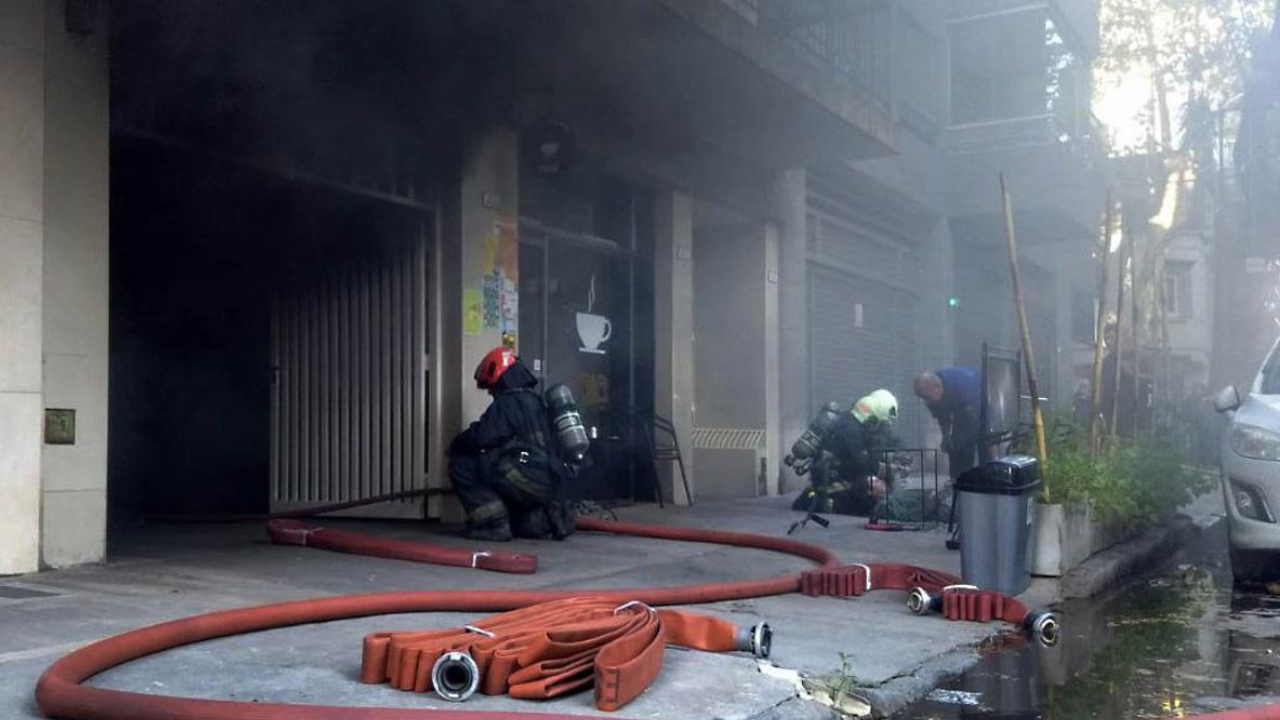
[577,274,611,354]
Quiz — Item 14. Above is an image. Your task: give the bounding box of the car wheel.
[1230,546,1278,585]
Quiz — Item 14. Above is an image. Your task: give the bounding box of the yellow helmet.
[852,389,898,426]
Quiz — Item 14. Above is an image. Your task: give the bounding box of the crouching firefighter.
[447,347,588,541]
[787,389,901,517]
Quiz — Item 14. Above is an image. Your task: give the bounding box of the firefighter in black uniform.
[447,347,575,542]
[791,389,901,516]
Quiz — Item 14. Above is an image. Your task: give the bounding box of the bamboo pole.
[1090,195,1112,454]
[1000,174,1049,488]
[1131,234,1144,437]
[1109,223,1128,439]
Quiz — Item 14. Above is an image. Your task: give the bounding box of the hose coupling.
[734,622,773,659]
[906,587,941,616]
[431,650,480,702]
[1024,610,1060,647]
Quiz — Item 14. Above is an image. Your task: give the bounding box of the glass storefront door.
[519,225,636,501]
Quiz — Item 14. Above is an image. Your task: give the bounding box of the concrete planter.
[1032,501,1091,577]
[1032,501,1135,577]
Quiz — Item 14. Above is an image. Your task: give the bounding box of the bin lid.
[954,454,1042,495]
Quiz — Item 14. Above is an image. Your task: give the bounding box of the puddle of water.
[898,528,1280,720]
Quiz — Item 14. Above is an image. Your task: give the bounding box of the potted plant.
[1030,417,1215,577]
[1030,421,1109,577]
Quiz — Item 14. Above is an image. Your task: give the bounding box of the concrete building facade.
[0,0,1106,574]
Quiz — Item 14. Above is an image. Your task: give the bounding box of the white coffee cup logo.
[577,312,611,354]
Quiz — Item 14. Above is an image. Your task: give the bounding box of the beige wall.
[41,0,109,567]
[0,0,109,574]
[0,0,49,575]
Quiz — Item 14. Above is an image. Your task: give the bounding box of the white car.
[1216,336,1280,581]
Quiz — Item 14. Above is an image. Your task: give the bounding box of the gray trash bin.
[955,455,1041,595]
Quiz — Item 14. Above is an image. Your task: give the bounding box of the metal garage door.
[808,265,923,446]
[805,173,927,447]
[269,230,429,517]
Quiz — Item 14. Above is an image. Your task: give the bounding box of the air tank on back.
[545,384,590,464]
[784,401,842,475]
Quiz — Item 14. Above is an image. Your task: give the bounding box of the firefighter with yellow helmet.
[788,389,901,516]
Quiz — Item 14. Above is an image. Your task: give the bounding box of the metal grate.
[691,427,766,451]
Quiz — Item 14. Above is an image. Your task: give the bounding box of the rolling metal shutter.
[269,233,429,517]
[807,266,922,445]
[805,174,926,445]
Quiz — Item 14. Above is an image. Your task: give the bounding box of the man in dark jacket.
[913,366,981,478]
[448,346,573,542]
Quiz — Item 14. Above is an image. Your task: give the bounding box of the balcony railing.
[781,3,891,110]
[945,109,1109,170]
[716,0,893,110]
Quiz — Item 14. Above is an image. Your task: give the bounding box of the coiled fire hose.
[361,596,771,710]
[36,517,1056,720]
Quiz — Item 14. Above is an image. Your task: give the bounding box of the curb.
[854,510,1221,717]
[1058,513,1208,599]
[857,647,982,718]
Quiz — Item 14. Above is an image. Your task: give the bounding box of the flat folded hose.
[362,597,753,710]
[36,517,836,720]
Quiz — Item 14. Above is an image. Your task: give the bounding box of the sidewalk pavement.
[0,493,1221,720]
[0,495,999,720]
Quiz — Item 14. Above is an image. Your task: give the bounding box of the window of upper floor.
[948,8,1087,128]
[1163,260,1195,321]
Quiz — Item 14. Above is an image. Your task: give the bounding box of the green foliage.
[803,652,870,716]
[1022,414,1216,525]
[1097,0,1276,153]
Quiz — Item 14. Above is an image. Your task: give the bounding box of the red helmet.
[474,346,516,389]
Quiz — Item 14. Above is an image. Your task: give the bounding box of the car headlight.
[1230,423,1280,461]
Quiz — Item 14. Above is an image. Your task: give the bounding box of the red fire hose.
[360,597,768,710]
[36,516,1081,720]
[35,517,835,720]
[266,518,540,574]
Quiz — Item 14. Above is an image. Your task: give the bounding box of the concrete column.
[654,191,695,505]
[432,129,518,520]
[920,218,955,370]
[457,131,519,425]
[0,0,49,574]
[917,217,955,450]
[763,222,781,496]
[690,222,779,499]
[771,169,807,494]
[40,0,109,568]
